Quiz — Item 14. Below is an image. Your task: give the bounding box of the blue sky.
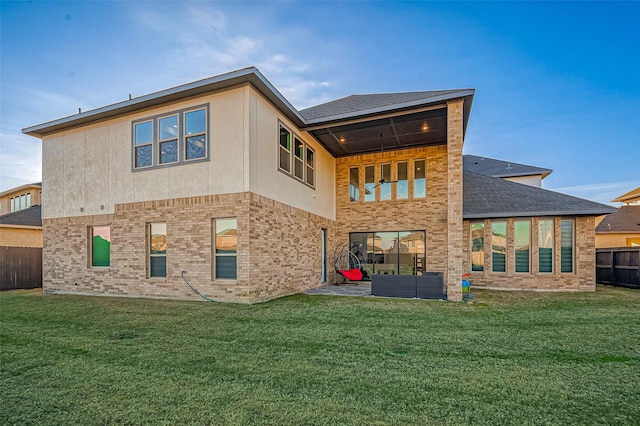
[1,1,638,204]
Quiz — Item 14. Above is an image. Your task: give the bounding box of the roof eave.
[463,207,617,220]
[22,67,306,138]
[302,90,475,127]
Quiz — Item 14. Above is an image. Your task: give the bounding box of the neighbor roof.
[463,155,552,179]
[0,205,42,227]
[595,206,640,233]
[0,182,42,198]
[22,67,474,158]
[463,171,616,219]
[611,187,640,204]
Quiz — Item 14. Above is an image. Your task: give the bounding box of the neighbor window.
[90,226,111,267]
[471,223,484,272]
[414,159,426,198]
[397,162,408,199]
[561,220,574,273]
[133,105,208,170]
[214,218,237,280]
[149,223,167,278]
[10,193,32,213]
[515,220,530,273]
[349,167,360,202]
[538,220,554,273]
[364,165,375,202]
[492,221,507,272]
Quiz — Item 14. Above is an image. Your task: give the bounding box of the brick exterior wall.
[334,145,451,285]
[446,100,464,301]
[43,192,334,303]
[0,227,42,248]
[463,216,597,291]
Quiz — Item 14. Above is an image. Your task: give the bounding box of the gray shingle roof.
[463,155,552,179]
[300,90,473,122]
[0,205,42,227]
[463,171,616,219]
[595,205,640,233]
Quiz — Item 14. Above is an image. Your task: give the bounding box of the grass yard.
[1,286,639,425]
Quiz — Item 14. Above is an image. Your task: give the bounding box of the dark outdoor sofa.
[371,272,445,299]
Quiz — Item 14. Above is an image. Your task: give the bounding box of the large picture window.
[538,219,554,273]
[149,223,167,278]
[214,218,237,280]
[132,105,208,170]
[471,223,484,272]
[90,226,110,267]
[349,231,425,280]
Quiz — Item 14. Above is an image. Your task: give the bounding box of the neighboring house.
[22,67,615,303]
[595,187,640,247]
[0,204,43,290]
[463,155,552,187]
[0,182,42,215]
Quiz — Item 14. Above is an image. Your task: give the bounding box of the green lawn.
[1,286,639,425]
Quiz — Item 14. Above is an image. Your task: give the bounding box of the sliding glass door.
[349,231,425,280]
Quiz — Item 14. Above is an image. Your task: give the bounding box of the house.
[595,187,640,248]
[22,67,615,302]
[0,182,42,215]
[0,203,43,290]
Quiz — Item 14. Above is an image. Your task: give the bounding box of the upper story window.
[10,193,32,212]
[132,105,208,171]
[349,167,360,202]
[278,122,315,189]
[351,159,426,203]
[414,160,426,198]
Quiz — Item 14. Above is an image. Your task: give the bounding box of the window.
[10,193,32,213]
[515,220,530,273]
[294,138,304,180]
[134,120,153,168]
[214,218,237,279]
[380,164,391,200]
[349,231,426,279]
[158,115,178,164]
[306,147,315,186]
[397,162,408,199]
[471,223,484,272]
[277,123,315,188]
[349,167,360,202]
[149,223,167,278]
[90,226,110,267]
[185,109,207,160]
[414,160,426,198]
[538,220,554,273]
[364,165,375,202]
[561,220,574,273]
[133,105,208,170]
[279,126,291,173]
[492,221,507,272]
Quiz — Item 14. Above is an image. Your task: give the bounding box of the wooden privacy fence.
[0,246,43,291]
[596,247,640,289]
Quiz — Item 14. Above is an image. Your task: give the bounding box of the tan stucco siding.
[251,89,336,220]
[596,233,640,248]
[41,88,248,219]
